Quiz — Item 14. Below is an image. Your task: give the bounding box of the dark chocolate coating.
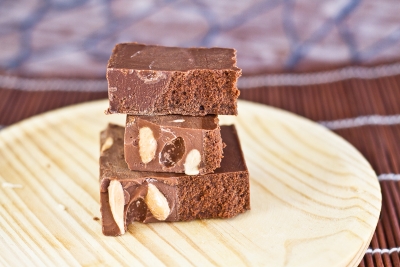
[100,124,250,236]
[124,115,224,174]
[108,43,240,71]
[106,43,241,116]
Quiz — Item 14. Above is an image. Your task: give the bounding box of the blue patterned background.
[1,0,400,77]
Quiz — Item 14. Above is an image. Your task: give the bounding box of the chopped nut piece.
[108,180,125,235]
[145,183,170,221]
[101,136,113,153]
[184,149,201,175]
[139,127,157,163]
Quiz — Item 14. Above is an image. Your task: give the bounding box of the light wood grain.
[0,100,381,267]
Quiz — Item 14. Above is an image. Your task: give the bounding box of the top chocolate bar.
[106,43,241,116]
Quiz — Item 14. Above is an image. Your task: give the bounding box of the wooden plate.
[0,100,381,267]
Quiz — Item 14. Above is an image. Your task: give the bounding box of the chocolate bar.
[100,124,250,236]
[124,114,224,175]
[105,43,241,116]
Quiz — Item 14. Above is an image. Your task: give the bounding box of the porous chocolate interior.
[106,43,241,116]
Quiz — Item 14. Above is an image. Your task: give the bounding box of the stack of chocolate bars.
[99,43,250,236]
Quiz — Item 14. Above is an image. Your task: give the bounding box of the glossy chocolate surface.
[108,43,240,71]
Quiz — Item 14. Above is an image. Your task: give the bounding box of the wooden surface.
[0,100,381,267]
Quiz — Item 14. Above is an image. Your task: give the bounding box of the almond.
[184,149,201,175]
[139,127,157,163]
[145,183,170,221]
[101,136,113,153]
[108,180,125,235]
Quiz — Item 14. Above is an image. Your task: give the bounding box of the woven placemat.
[1,65,399,266]
[239,70,400,267]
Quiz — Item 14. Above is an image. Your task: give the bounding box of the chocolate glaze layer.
[106,43,241,116]
[124,115,224,174]
[100,124,250,236]
[108,43,240,71]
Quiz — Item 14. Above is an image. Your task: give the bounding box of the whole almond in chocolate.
[106,43,241,116]
[124,115,224,175]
